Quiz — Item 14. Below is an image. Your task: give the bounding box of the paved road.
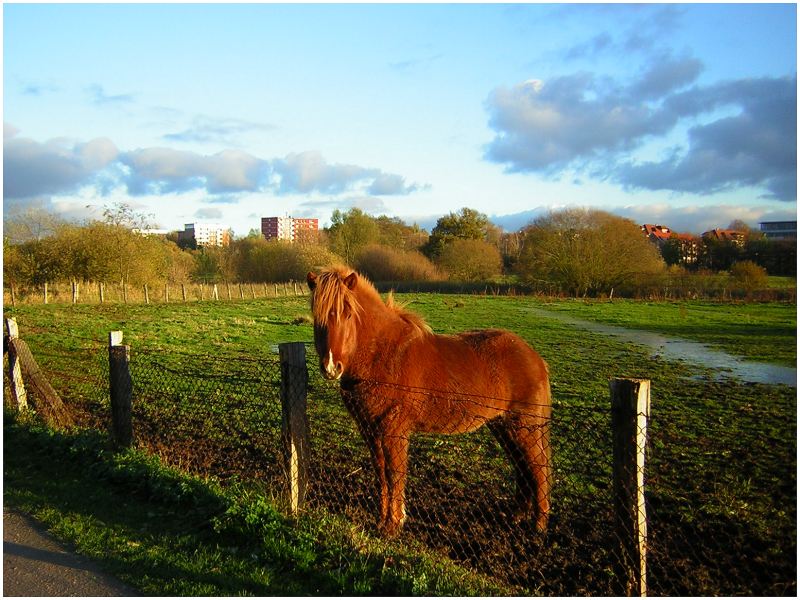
[3,507,139,597]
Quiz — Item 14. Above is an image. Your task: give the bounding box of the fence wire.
[4,329,796,596]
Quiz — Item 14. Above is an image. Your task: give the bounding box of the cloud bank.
[484,56,797,201]
[3,126,426,203]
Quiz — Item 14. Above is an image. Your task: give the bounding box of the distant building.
[641,223,674,242]
[641,224,700,265]
[132,228,170,237]
[261,216,319,242]
[759,220,796,240]
[702,228,746,247]
[178,222,231,247]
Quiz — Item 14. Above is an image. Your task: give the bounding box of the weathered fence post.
[181,283,187,302]
[71,280,79,304]
[108,331,133,448]
[99,282,105,304]
[143,284,150,305]
[213,283,219,301]
[5,318,28,410]
[164,283,169,303]
[610,377,650,597]
[279,342,309,514]
[43,282,49,304]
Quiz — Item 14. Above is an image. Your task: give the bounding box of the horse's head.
[307,269,363,381]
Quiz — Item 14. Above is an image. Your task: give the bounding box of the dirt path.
[3,507,138,597]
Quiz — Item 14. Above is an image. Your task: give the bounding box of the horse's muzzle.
[322,350,343,380]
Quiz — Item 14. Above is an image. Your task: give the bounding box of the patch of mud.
[528,308,796,387]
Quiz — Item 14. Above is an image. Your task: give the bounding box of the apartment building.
[178,222,231,247]
[701,228,746,247]
[641,223,700,264]
[759,220,796,240]
[261,216,319,242]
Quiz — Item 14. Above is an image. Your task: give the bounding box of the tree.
[374,216,428,250]
[436,239,502,282]
[516,208,665,296]
[728,220,764,241]
[3,204,65,244]
[423,207,499,259]
[326,208,380,265]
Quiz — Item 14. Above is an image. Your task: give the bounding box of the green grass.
[3,293,796,595]
[4,411,510,596]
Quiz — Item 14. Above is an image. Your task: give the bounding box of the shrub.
[729,260,769,291]
[435,239,503,282]
[355,244,440,282]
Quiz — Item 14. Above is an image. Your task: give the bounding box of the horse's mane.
[311,266,365,327]
[385,291,433,335]
[312,266,432,335]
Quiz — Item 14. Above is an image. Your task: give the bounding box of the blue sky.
[4,3,797,236]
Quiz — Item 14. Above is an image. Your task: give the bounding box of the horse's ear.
[344,272,358,290]
[306,272,317,291]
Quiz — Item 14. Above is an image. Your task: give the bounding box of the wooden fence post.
[71,280,79,304]
[181,283,187,302]
[610,377,650,597]
[279,342,309,514]
[43,282,49,304]
[164,283,169,303]
[5,318,28,410]
[109,331,133,448]
[143,284,150,305]
[213,283,219,301]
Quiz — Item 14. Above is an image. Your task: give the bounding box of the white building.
[179,222,231,247]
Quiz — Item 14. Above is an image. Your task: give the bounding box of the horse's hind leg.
[489,417,551,532]
[523,415,551,532]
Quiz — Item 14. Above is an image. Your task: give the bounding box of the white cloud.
[3,130,119,199]
[272,150,423,196]
[484,59,797,201]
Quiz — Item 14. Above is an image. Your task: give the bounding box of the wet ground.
[528,308,796,387]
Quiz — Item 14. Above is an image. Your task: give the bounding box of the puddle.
[527,308,796,387]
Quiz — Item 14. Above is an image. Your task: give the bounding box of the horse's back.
[456,329,549,404]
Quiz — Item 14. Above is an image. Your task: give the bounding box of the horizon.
[4,3,797,238]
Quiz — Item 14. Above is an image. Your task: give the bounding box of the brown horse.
[307,266,552,538]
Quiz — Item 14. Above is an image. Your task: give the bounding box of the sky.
[3,2,797,237]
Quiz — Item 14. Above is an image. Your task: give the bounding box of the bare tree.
[516,208,665,296]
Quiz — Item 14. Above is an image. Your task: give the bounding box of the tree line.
[3,203,795,299]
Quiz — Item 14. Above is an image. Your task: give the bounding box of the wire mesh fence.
[4,319,796,596]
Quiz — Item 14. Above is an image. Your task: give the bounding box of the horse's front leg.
[380,409,411,538]
[352,415,389,527]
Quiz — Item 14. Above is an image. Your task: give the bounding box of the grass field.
[3,294,797,595]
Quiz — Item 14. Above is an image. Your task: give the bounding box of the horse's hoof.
[379,520,402,539]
